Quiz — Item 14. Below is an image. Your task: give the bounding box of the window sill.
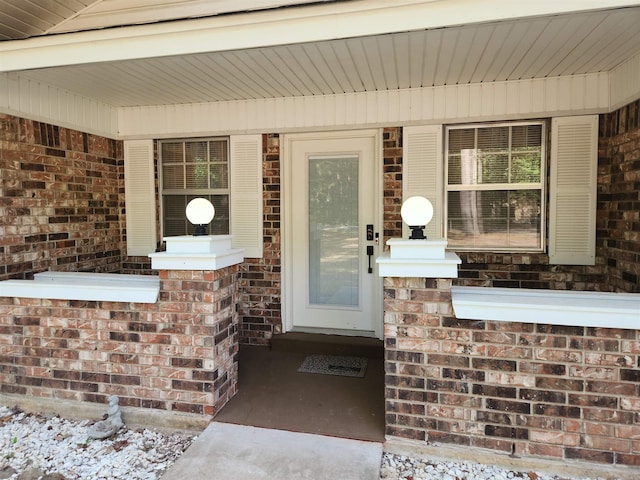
[0,272,159,303]
[451,286,639,330]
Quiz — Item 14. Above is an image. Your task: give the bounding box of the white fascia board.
[1,0,639,72]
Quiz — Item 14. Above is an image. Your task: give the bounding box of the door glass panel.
[308,155,359,307]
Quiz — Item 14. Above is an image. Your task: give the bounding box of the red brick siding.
[383,127,403,246]
[384,277,640,466]
[599,99,640,293]
[0,114,125,280]
[455,252,608,291]
[0,266,239,416]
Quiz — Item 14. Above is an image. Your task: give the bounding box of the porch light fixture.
[185,198,215,236]
[401,196,434,240]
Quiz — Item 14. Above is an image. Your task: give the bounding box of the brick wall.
[384,276,640,466]
[0,114,125,280]
[599,99,640,293]
[0,266,239,416]
[383,127,403,245]
[455,252,607,291]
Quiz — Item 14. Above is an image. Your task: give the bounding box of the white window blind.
[549,115,598,265]
[445,122,545,251]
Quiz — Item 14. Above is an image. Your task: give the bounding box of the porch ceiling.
[1,1,640,108]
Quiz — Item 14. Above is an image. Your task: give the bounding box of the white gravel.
[0,406,194,480]
[380,452,605,480]
[1,405,609,480]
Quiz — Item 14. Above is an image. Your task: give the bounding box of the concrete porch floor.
[213,335,385,442]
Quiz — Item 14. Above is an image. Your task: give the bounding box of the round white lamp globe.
[400,196,434,239]
[185,198,215,236]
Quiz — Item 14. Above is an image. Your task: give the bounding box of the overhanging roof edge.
[2,0,640,73]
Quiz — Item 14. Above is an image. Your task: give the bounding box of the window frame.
[158,136,230,237]
[444,120,547,252]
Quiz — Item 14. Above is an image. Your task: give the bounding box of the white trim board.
[117,74,610,139]
[451,286,640,330]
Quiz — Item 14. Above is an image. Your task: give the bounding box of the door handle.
[366,245,374,274]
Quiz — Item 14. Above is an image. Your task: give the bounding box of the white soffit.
[4,7,640,108]
[2,0,640,72]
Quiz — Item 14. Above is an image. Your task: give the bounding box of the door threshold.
[290,327,377,338]
[272,332,384,358]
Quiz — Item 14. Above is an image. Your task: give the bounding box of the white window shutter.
[549,115,598,265]
[230,134,263,258]
[124,139,157,256]
[403,125,444,239]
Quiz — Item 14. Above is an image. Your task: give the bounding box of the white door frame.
[282,129,384,339]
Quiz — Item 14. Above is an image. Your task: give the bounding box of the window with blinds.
[445,122,545,251]
[160,138,230,236]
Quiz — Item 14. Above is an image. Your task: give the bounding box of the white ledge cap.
[451,286,640,330]
[0,272,159,303]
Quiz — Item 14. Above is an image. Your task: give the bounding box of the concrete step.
[162,422,382,480]
[270,332,384,358]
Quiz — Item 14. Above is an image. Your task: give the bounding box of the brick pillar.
[384,277,458,441]
[157,265,240,416]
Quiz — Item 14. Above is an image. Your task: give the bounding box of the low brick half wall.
[0,266,239,417]
[384,277,640,467]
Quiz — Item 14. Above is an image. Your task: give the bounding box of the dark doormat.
[298,354,368,377]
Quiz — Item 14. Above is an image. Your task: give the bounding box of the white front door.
[284,130,382,338]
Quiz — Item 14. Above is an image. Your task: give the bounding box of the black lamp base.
[193,224,208,236]
[408,226,426,240]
